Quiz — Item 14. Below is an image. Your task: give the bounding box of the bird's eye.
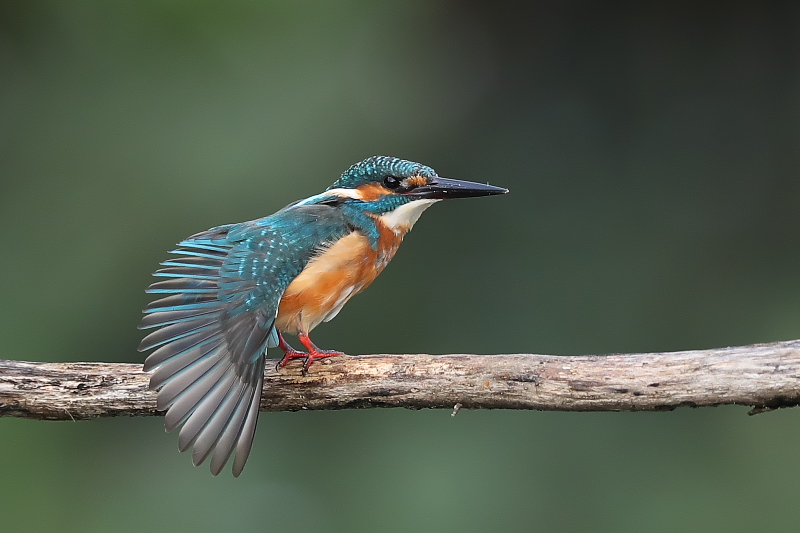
[383,176,401,189]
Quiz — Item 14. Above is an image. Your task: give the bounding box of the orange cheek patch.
[355,183,388,201]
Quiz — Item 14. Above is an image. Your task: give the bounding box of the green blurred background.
[2,1,800,531]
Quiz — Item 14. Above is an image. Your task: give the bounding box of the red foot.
[276,332,345,375]
[275,334,306,371]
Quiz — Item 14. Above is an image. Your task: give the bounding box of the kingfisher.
[138,156,507,476]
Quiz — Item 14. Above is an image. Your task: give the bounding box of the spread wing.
[137,205,350,476]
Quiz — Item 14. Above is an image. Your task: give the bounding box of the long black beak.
[409,177,509,200]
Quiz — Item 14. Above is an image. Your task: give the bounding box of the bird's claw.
[301,349,345,375]
[276,349,306,371]
[276,332,344,374]
[276,348,344,375]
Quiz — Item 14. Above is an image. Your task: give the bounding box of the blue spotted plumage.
[138,156,507,476]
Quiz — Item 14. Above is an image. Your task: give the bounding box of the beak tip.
[481,185,509,196]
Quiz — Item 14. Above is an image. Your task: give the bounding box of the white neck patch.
[379,199,440,233]
[325,187,363,199]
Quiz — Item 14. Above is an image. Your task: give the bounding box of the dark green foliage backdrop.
[2,2,800,531]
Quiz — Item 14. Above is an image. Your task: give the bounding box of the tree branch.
[3,340,800,421]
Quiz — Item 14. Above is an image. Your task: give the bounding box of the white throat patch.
[379,199,440,233]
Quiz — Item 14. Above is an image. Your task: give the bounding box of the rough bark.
[2,339,800,421]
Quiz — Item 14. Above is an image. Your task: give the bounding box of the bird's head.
[323,156,507,232]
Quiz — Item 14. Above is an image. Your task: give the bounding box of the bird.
[137,155,507,476]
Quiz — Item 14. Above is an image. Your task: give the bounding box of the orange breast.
[276,220,405,335]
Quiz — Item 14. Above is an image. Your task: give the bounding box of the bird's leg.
[297,331,345,374]
[275,333,307,371]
